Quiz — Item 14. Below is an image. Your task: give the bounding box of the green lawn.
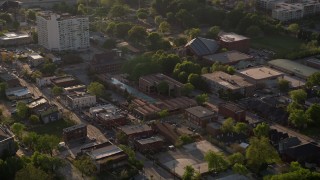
[251,35,304,57]
[30,119,75,140]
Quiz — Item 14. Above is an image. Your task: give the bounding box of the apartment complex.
[256,0,320,21]
[37,12,89,51]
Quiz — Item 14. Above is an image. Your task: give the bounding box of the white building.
[36,12,89,51]
[28,53,44,67]
[256,0,320,21]
[66,92,96,109]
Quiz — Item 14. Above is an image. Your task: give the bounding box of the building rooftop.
[0,126,14,141]
[140,73,183,88]
[185,106,215,119]
[119,124,152,135]
[219,102,245,113]
[67,92,95,99]
[0,73,18,81]
[63,124,87,133]
[203,50,253,65]
[219,32,249,42]
[239,66,284,80]
[185,37,219,56]
[91,51,125,65]
[268,59,319,79]
[136,136,163,145]
[202,71,253,90]
[88,143,124,160]
[37,11,87,21]
[51,76,77,84]
[0,32,30,40]
[28,97,48,109]
[5,86,30,97]
[29,54,43,60]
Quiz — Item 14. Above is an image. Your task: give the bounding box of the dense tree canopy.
[205,151,229,172]
[246,137,280,172]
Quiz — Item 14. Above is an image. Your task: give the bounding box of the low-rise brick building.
[185,106,215,129]
[218,102,246,121]
[134,136,164,153]
[219,32,250,53]
[118,124,153,140]
[63,124,87,144]
[0,125,16,157]
[89,51,125,74]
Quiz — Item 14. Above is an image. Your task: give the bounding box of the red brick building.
[219,32,250,53]
[97,112,127,129]
[63,124,87,144]
[118,124,153,140]
[51,76,80,88]
[89,51,125,74]
[218,102,246,121]
[184,106,216,129]
[134,136,164,153]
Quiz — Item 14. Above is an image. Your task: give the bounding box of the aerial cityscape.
[0,0,319,179]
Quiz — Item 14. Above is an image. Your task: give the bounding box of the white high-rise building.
[37,12,89,51]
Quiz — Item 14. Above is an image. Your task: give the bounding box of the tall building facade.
[37,12,89,51]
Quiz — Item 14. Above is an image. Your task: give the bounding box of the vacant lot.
[31,119,75,139]
[251,35,304,57]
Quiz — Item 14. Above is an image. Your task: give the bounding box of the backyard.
[251,34,304,57]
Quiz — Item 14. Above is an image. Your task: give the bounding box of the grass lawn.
[251,35,304,57]
[30,119,75,140]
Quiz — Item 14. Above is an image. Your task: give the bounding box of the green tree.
[289,89,307,103]
[246,25,262,37]
[232,163,248,175]
[158,109,169,120]
[228,152,245,165]
[305,103,320,126]
[10,123,25,139]
[221,117,235,133]
[278,79,290,93]
[15,164,51,180]
[177,135,194,146]
[41,62,56,75]
[265,161,320,179]
[234,122,248,134]
[154,15,164,25]
[102,38,116,49]
[288,109,309,128]
[195,93,209,105]
[246,137,280,172]
[77,3,86,14]
[0,82,7,99]
[31,152,64,173]
[288,23,300,34]
[109,4,129,18]
[182,165,195,180]
[137,11,148,20]
[51,86,63,96]
[157,81,169,95]
[16,101,29,119]
[205,151,229,172]
[181,83,194,96]
[116,131,128,144]
[35,135,59,156]
[287,101,304,113]
[253,122,269,137]
[22,132,39,149]
[114,22,132,38]
[29,115,40,124]
[207,26,220,39]
[87,82,105,97]
[186,28,201,39]
[306,72,320,88]
[159,21,170,33]
[128,25,147,43]
[74,156,97,177]
[27,10,36,20]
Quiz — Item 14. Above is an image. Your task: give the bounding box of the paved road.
[135,153,174,180]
